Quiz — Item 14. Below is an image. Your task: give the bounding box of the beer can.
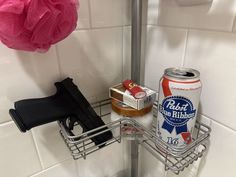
[156,68,202,150]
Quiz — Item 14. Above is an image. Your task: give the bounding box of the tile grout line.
[164,171,168,177]
[75,160,80,177]
[141,24,148,85]
[88,0,93,29]
[0,120,14,126]
[55,45,63,79]
[75,25,133,32]
[74,27,90,31]
[30,130,45,170]
[231,16,236,32]
[73,22,236,34]
[146,24,188,31]
[147,24,236,35]
[181,29,189,67]
[27,158,74,177]
[122,26,125,81]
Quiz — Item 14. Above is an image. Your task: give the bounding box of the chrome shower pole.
[131,0,142,84]
[131,0,142,177]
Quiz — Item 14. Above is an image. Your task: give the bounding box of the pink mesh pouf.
[0,0,79,52]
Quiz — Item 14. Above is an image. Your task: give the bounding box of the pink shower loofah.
[0,0,79,52]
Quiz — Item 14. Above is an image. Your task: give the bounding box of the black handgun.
[9,78,112,146]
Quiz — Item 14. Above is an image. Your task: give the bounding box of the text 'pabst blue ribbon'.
[159,96,196,134]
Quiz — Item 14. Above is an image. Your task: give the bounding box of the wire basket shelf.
[58,99,211,175]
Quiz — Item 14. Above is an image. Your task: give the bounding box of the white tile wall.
[0,0,130,176]
[56,28,123,100]
[184,30,236,131]
[140,147,166,177]
[0,45,60,123]
[144,0,236,176]
[90,0,130,28]
[32,122,72,169]
[147,0,160,25]
[233,18,236,32]
[166,159,202,177]
[122,0,149,26]
[76,143,125,177]
[165,116,211,177]
[0,122,42,177]
[149,0,236,32]
[123,25,149,84]
[123,26,132,80]
[198,121,236,177]
[144,26,187,91]
[31,159,77,177]
[2,0,236,176]
[176,0,213,6]
[76,0,90,30]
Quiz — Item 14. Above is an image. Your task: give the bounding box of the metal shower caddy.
[58,99,211,175]
[59,0,211,176]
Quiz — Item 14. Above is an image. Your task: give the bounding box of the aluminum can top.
[164,68,200,82]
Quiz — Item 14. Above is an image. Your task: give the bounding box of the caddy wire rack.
[58,99,211,175]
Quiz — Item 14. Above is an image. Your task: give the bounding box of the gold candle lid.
[111,99,152,117]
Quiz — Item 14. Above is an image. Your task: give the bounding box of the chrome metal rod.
[131,140,139,177]
[131,0,142,176]
[131,0,142,85]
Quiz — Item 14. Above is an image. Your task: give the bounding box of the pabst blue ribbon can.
[156,68,201,149]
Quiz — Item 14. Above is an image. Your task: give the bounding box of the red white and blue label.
[157,76,201,146]
[159,96,196,134]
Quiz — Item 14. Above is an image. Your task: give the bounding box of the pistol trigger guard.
[68,117,77,130]
[60,119,73,136]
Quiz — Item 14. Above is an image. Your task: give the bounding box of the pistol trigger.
[68,117,77,130]
[70,116,86,133]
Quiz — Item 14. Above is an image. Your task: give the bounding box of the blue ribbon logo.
[159,96,196,134]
